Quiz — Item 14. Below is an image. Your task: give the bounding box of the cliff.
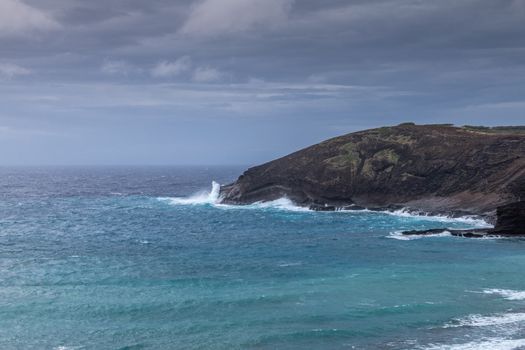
[220,123,525,218]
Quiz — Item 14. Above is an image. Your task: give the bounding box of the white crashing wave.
[329,206,489,227]
[159,181,221,205]
[370,208,491,227]
[387,231,452,241]
[418,338,525,350]
[216,197,310,212]
[159,182,309,211]
[443,312,525,328]
[421,310,525,350]
[483,289,525,301]
[158,182,491,226]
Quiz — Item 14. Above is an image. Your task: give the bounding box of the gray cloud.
[0,0,524,164]
[192,66,224,82]
[151,57,192,78]
[181,0,293,37]
[0,0,59,37]
[101,59,141,75]
[0,62,31,77]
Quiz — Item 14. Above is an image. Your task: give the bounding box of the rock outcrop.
[402,201,525,237]
[490,201,525,235]
[220,123,525,219]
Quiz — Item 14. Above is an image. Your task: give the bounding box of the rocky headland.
[220,123,525,235]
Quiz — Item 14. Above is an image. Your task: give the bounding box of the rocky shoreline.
[220,123,524,235]
[308,203,491,220]
[402,200,525,238]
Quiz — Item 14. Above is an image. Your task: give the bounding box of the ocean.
[1,166,524,350]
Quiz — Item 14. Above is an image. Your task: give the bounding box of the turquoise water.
[1,167,525,349]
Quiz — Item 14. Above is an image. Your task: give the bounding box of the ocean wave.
[443,312,525,328]
[387,231,452,241]
[375,208,490,227]
[158,182,309,211]
[158,181,221,205]
[418,338,525,350]
[159,182,491,225]
[215,197,310,212]
[482,289,525,301]
[386,231,512,241]
[278,262,303,267]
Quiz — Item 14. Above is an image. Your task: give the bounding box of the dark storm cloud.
[0,0,524,164]
[4,0,525,81]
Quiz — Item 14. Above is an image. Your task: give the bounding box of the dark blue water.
[1,166,525,350]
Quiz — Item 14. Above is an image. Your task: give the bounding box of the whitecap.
[159,181,221,205]
[418,338,525,350]
[158,182,492,226]
[386,230,452,241]
[443,312,525,328]
[483,289,525,301]
[324,206,489,227]
[278,262,302,267]
[373,208,490,227]
[216,197,310,212]
[159,182,309,212]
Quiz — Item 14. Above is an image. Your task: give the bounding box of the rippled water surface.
[1,166,525,350]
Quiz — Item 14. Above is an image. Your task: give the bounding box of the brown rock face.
[491,201,525,234]
[220,123,525,216]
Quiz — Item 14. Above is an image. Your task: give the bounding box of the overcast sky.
[1,0,524,165]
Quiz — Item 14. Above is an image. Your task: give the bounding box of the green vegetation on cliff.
[220,123,525,216]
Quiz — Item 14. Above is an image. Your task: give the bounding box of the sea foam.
[160,182,491,225]
[159,182,308,211]
[378,208,490,227]
[443,312,525,328]
[419,338,525,350]
[482,289,525,301]
[216,197,310,212]
[387,231,452,241]
[159,181,221,205]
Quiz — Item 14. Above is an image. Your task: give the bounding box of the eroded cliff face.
[491,201,525,234]
[220,123,525,216]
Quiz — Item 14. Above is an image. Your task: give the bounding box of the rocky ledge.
[220,123,524,232]
[402,201,525,238]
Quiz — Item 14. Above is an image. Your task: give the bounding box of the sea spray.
[387,230,452,241]
[482,289,525,301]
[443,312,525,328]
[419,338,525,350]
[160,182,309,211]
[160,182,490,227]
[159,181,221,205]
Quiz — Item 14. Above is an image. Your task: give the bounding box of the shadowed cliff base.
[220,123,525,227]
[402,201,525,238]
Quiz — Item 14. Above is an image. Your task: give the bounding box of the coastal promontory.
[220,123,525,221]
